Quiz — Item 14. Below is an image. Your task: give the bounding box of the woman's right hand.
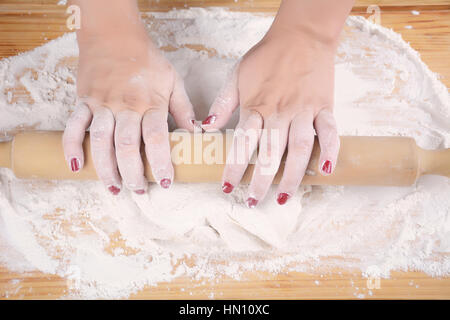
[63,5,196,195]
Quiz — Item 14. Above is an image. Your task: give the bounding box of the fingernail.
[160,178,171,189]
[202,115,216,126]
[222,181,234,194]
[70,158,80,172]
[135,189,146,195]
[108,185,121,195]
[246,197,258,209]
[277,193,290,205]
[321,160,333,175]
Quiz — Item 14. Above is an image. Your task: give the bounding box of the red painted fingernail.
[135,189,146,195]
[277,193,290,205]
[222,182,234,194]
[70,158,80,172]
[108,185,121,195]
[160,178,171,189]
[202,115,216,126]
[246,197,258,209]
[322,160,333,175]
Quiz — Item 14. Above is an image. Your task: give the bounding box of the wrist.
[77,24,149,49]
[72,0,147,43]
[265,20,340,51]
[267,0,354,47]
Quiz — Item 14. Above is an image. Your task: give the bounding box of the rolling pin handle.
[0,140,12,169]
[418,147,450,178]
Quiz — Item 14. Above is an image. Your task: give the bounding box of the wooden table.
[0,0,449,299]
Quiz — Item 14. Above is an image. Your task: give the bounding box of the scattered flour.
[0,8,449,299]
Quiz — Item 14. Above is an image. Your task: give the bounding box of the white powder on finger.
[0,8,449,299]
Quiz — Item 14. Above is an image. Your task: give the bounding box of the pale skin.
[63,0,196,195]
[63,0,354,207]
[203,0,354,207]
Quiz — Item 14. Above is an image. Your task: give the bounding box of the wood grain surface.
[0,1,449,86]
[1,267,450,299]
[0,0,449,300]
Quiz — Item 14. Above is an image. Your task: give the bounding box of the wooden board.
[0,1,449,87]
[0,0,449,300]
[1,267,450,299]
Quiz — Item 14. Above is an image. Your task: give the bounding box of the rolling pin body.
[0,131,449,186]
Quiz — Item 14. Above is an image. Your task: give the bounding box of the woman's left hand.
[201,0,353,207]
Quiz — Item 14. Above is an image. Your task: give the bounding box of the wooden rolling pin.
[0,131,448,186]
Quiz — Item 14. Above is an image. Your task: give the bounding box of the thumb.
[202,64,240,132]
[169,73,198,132]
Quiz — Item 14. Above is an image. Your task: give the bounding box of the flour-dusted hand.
[203,0,354,207]
[63,0,196,195]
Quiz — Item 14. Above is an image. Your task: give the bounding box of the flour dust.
[0,9,449,299]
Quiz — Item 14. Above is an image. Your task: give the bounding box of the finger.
[276,112,315,205]
[221,110,263,194]
[246,116,289,208]
[63,102,92,172]
[142,109,173,189]
[314,108,340,176]
[169,73,198,132]
[90,106,122,195]
[202,65,239,131]
[114,109,148,194]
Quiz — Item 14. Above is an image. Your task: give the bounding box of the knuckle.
[63,134,80,146]
[234,127,258,141]
[318,128,340,153]
[239,110,263,129]
[158,60,175,75]
[142,113,167,145]
[121,94,142,108]
[144,130,166,146]
[317,108,336,125]
[148,90,170,108]
[90,126,110,141]
[291,135,314,154]
[115,132,140,152]
[143,109,165,125]
[68,110,88,124]
[116,135,136,148]
[91,111,114,139]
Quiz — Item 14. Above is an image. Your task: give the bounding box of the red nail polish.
[70,158,79,172]
[108,185,120,195]
[202,115,216,126]
[322,160,333,175]
[135,189,146,195]
[160,178,171,189]
[277,193,290,205]
[246,197,258,209]
[222,182,234,194]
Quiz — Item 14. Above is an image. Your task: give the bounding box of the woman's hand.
[202,0,353,207]
[63,0,196,195]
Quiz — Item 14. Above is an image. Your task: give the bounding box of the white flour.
[0,8,449,299]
